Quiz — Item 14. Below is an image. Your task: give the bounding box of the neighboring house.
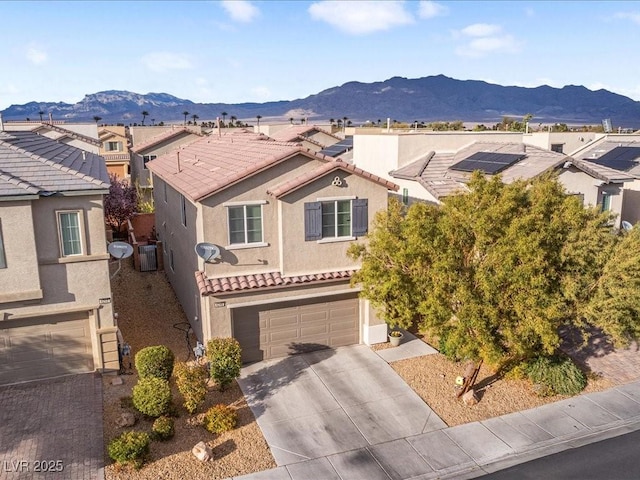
[148,130,398,363]
[0,129,118,385]
[98,125,132,179]
[267,125,342,153]
[563,134,640,226]
[130,125,202,190]
[3,118,100,153]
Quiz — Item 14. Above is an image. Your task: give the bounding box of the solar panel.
[590,146,640,171]
[319,136,353,157]
[450,151,525,175]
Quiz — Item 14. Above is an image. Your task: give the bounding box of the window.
[180,194,187,227]
[0,220,6,269]
[305,199,368,241]
[104,141,122,152]
[228,205,263,244]
[57,211,83,256]
[601,192,612,212]
[142,154,157,169]
[551,144,564,153]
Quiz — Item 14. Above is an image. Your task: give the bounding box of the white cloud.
[613,11,640,25]
[250,86,272,100]
[308,1,413,35]
[454,23,520,57]
[141,52,192,73]
[460,23,502,37]
[418,1,447,19]
[221,0,259,23]
[26,44,47,65]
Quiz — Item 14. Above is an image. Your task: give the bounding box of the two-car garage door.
[233,294,360,363]
[0,311,94,385]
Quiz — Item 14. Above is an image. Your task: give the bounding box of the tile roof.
[267,159,399,198]
[195,269,356,295]
[390,142,567,200]
[147,131,315,201]
[132,127,202,153]
[566,158,635,183]
[0,130,109,198]
[269,125,340,143]
[32,123,101,147]
[575,138,640,178]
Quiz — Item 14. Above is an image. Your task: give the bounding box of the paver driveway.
[238,345,446,465]
[0,374,104,480]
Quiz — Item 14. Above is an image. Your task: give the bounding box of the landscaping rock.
[462,388,479,406]
[111,376,124,386]
[115,412,136,428]
[192,441,213,462]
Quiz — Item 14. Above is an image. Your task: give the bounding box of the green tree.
[182,111,189,125]
[256,115,262,127]
[93,116,102,124]
[38,110,44,121]
[349,173,617,369]
[229,115,237,127]
[141,110,149,126]
[191,114,199,125]
[221,111,228,124]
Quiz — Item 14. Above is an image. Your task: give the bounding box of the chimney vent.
[176,151,181,173]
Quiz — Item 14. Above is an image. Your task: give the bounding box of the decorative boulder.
[115,412,136,428]
[192,441,213,462]
[462,389,479,406]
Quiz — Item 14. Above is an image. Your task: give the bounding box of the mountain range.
[2,75,640,127]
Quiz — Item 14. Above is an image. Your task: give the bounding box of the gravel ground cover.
[104,261,276,479]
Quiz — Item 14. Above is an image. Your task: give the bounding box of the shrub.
[152,416,175,441]
[132,377,172,417]
[206,338,242,390]
[203,404,238,434]
[526,356,587,396]
[108,431,150,469]
[135,345,175,380]
[174,362,208,414]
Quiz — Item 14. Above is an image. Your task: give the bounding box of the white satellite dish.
[108,241,134,279]
[195,242,221,262]
[108,241,134,259]
[621,220,633,231]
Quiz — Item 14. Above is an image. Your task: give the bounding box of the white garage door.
[233,293,360,363]
[0,312,94,385]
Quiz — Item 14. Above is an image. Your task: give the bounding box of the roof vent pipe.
[48,112,53,124]
[176,151,181,173]
[386,117,391,133]
[0,112,4,132]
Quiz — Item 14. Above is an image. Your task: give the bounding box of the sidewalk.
[229,332,640,480]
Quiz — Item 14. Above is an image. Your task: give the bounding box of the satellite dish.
[108,241,134,259]
[621,220,633,231]
[195,242,220,262]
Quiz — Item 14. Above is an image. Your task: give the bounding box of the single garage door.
[233,293,360,363]
[0,311,94,385]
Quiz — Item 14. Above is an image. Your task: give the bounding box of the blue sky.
[1,1,639,110]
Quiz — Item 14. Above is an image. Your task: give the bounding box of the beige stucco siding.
[0,201,41,300]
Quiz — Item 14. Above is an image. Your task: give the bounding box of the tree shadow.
[237,343,336,420]
[559,324,617,371]
[474,373,500,402]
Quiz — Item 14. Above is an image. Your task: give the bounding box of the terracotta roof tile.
[267,159,399,197]
[269,125,340,142]
[132,127,201,153]
[195,269,356,295]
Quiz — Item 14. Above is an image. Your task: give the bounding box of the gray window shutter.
[352,198,368,237]
[304,202,322,241]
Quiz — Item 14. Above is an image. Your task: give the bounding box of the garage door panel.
[0,315,94,385]
[233,294,359,363]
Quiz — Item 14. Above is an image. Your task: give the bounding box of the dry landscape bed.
[105,260,627,478]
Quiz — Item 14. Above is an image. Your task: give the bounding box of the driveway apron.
[0,373,104,480]
[238,344,446,465]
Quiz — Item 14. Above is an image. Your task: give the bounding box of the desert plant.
[202,404,237,434]
[135,345,175,380]
[132,377,172,417]
[108,431,150,469]
[151,416,175,441]
[206,338,242,390]
[174,362,208,414]
[526,356,587,396]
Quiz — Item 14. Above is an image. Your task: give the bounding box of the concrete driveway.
[0,374,104,480]
[238,344,446,465]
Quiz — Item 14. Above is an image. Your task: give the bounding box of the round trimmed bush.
[526,356,587,396]
[135,345,175,380]
[206,338,242,390]
[203,404,237,434]
[108,431,150,469]
[132,377,172,417]
[174,362,208,414]
[152,416,175,441]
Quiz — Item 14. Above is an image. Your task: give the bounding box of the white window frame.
[0,219,6,269]
[225,201,265,248]
[105,141,122,152]
[57,210,84,257]
[180,194,187,227]
[321,199,352,239]
[142,154,157,170]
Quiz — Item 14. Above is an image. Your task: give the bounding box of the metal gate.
[139,244,157,272]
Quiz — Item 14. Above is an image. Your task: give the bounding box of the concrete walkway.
[0,373,104,480]
[233,342,640,480]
